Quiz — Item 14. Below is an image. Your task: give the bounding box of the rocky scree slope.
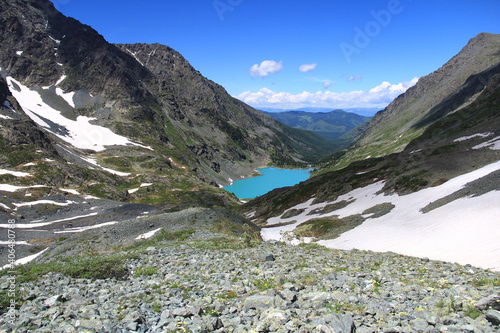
[1,236,499,332]
[0,0,333,206]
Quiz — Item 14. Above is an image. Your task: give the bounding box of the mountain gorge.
[327,33,500,171]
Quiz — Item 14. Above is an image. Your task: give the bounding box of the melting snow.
[453,132,493,142]
[54,221,118,234]
[13,199,76,210]
[0,184,48,192]
[128,183,153,194]
[261,160,500,271]
[473,136,500,151]
[6,76,152,152]
[80,155,131,176]
[0,169,31,177]
[135,228,162,240]
[0,212,98,229]
[1,248,49,270]
[60,188,80,195]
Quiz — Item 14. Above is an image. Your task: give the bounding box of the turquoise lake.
[223,167,312,199]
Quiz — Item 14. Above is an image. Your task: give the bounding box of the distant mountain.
[0,0,336,208]
[258,107,380,117]
[262,109,371,140]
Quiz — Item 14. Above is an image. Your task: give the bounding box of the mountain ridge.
[327,32,500,171]
[0,0,336,209]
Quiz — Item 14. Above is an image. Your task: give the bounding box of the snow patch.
[54,221,118,234]
[6,76,152,152]
[1,248,49,270]
[80,155,131,176]
[0,212,98,229]
[0,184,48,192]
[60,188,80,195]
[453,132,493,142]
[125,49,145,66]
[473,136,500,151]
[135,228,162,240]
[13,199,76,210]
[0,169,31,177]
[261,160,500,271]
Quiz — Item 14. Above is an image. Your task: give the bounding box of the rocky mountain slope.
[327,33,500,171]
[241,44,500,272]
[0,0,334,210]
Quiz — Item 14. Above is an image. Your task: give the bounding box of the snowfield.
[261,160,500,271]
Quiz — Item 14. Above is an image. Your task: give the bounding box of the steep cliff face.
[0,0,334,206]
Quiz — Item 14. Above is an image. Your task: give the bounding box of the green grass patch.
[133,266,158,278]
[294,217,344,238]
[0,254,135,283]
[253,278,276,291]
[470,277,500,287]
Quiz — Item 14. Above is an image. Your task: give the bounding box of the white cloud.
[348,75,363,81]
[323,80,332,89]
[299,63,317,72]
[236,77,419,109]
[249,60,283,78]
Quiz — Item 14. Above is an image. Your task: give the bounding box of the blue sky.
[50,0,500,110]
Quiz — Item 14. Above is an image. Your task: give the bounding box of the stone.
[75,319,103,330]
[410,318,430,332]
[485,309,500,326]
[300,292,333,308]
[243,295,275,310]
[172,306,199,317]
[44,295,63,307]
[476,294,500,311]
[260,253,276,262]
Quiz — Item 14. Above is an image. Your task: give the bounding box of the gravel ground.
[1,238,499,332]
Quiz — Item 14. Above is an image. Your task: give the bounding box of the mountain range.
[0,0,499,293]
[262,109,371,141]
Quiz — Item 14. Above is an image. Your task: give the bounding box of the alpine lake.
[223,167,313,200]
